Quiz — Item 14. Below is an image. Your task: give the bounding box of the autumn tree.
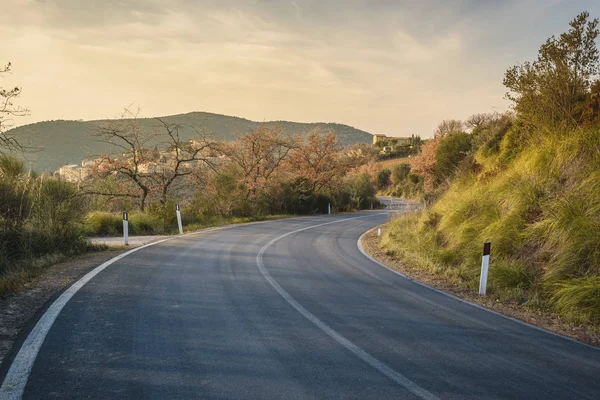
[287,131,358,194]
[221,126,295,202]
[504,11,600,130]
[409,137,440,193]
[581,79,600,125]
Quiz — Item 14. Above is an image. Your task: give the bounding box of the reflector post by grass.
[123,211,129,246]
[479,242,491,295]
[176,204,183,235]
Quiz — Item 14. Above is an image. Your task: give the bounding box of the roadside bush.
[435,132,472,181]
[1,156,92,281]
[34,179,86,236]
[84,212,122,236]
[129,213,165,235]
[376,168,391,190]
[391,164,411,186]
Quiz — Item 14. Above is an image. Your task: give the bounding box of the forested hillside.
[379,11,600,329]
[6,112,373,172]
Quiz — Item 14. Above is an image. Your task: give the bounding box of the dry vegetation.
[375,12,600,332]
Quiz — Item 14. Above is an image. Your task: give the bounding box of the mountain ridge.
[6,111,374,172]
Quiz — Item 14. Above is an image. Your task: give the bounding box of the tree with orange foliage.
[409,137,440,193]
[221,126,295,202]
[582,80,600,125]
[286,130,352,194]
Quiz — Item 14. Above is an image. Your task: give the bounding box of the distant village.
[56,139,227,183]
[56,135,415,183]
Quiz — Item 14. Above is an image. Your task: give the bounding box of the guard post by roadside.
[123,211,129,246]
[479,242,491,295]
[176,204,183,235]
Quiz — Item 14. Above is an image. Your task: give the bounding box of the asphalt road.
[2,210,599,399]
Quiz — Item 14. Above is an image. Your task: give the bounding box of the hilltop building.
[57,164,88,182]
[372,134,412,146]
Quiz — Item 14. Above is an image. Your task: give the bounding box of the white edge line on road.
[0,218,302,400]
[256,214,439,400]
[357,227,600,352]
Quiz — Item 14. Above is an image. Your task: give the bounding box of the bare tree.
[466,113,492,130]
[434,119,463,138]
[87,108,219,210]
[0,62,29,154]
[90,108,156,211]
[149,118,219,204]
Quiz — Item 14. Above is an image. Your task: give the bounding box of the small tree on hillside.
[466,113,496,130]
[409,138,440,193]
[376,168,391,190]
[434,132,472,181]
[504,11,600,131]
[434,119,463,138]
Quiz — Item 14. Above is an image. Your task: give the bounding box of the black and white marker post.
[176,204,183,235]
[479,242,491,295]
[328,203,331,215]
[123,211,129,246]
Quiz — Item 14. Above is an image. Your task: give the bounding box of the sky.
[2,0,600,137]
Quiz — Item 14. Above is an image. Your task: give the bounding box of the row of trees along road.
[83,110,375,218]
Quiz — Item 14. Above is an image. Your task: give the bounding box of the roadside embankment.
[361,225,600,347]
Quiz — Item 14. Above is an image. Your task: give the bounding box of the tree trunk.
[140,188,148,212]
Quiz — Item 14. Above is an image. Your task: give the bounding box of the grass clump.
[551,277,600,325]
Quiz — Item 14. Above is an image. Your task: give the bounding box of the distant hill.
[5,112,374,172]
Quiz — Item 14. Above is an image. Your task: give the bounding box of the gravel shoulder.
[89,235,169,247]
[361,227,600,347]
[0,249,127,369]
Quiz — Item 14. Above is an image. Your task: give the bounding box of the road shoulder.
[360,227,600,347]
[0,249,127,370]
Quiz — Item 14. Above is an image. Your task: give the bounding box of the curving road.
[1,210,599,399]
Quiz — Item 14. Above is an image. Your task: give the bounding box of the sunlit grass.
[380,126,600,324]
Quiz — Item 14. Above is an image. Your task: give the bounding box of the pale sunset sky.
[2,0,600,137]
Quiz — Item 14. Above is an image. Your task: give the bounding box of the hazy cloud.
[2,0,600,136]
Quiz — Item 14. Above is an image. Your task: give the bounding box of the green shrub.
[377,168,392,190]
[391,164,411,185]
[435,132,472,181]
[84,212,123,236]
[129,213,164,235]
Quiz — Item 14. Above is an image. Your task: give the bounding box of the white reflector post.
[328,203,331,215]
[479,242,491,295]
[123,211,129,246]
[377,228,382,237]
[176,204,183,235]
